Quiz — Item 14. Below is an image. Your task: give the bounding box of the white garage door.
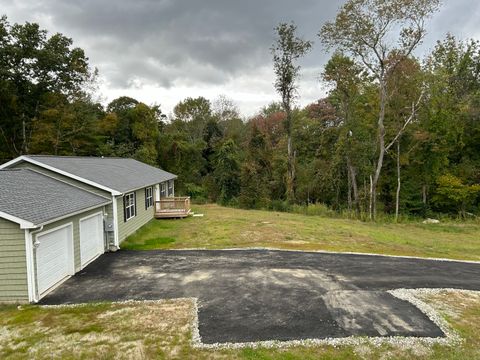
[36,224,74,295]
[80,212,104,268]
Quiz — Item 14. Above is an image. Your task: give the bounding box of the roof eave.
[120,176,177,194]
[0,211,36,229]
[0,200,112,230]
[34,201,112,227]
[0,156,122,196]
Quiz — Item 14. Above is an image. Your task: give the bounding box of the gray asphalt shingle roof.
[0,169,111,225]
[25,156,177,193]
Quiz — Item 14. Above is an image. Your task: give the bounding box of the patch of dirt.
[286,240,310,245]
[181,270,214,285]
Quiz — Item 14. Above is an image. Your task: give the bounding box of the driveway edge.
[167,247,480,264]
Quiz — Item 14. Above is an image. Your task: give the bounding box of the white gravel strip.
[169,247,480,264]
[191,288,479,350]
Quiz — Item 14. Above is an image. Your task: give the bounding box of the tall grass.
[217,198,480,225]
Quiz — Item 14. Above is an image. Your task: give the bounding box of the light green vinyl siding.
[117,187,155,243]
[0,218,28,303]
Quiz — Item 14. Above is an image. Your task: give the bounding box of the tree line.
[1,0,479,219]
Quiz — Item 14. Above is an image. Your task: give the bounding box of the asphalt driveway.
[41,250,480,344]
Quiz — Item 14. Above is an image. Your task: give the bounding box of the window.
[160,182,166,198]
[124,192,136,221]
[168,180,174,197]
[145,187,153,209]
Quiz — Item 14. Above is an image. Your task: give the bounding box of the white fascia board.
[4,156,122,196]
[0,211,36,229]
[0,156,25,169]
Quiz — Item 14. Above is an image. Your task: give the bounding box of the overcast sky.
[2,0,480,117]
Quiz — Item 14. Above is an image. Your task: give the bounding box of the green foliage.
[432,174,480,217]
[1,13,480,221]
[239,125,272,209]
[0,15,94,158]
[213,139,241,205]
[271,22,312,202]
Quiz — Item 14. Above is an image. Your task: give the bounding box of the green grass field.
[122,204,480,261]
[3,205,480,359]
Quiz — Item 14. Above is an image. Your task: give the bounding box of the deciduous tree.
[320,0,440,219]
[272,22,312,203]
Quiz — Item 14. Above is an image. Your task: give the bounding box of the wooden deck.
[154,197,191,219]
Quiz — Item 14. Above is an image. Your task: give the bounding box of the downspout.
[25,225,44,303]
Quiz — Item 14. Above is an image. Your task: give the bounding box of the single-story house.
[0,155,180,303]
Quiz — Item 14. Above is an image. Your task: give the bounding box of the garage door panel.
[80,213,104,268]
[36,225,73,295]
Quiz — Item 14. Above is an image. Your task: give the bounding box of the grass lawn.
[1,291,479,359]
[122,204,480,261]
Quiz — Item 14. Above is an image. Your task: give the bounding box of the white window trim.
[125,192,136,221]
[146,187,153,208]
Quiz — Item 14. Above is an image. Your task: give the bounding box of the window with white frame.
[160,182,167,198]
[168,180,174,197]
[145,187,153,209]
[124,192,136,221]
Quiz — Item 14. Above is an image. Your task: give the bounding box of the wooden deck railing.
[154,197,191,218]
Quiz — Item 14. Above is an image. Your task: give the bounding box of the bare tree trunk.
[371,77,387,220]
[347,156,359,216]
[369,175,373,220]
[286,110,295,203]
[395,140,401,222]
[422,185,427,205]
[363,177,367,216]
[347,162,352,211]
[21,114,28,154]
[352,170,359,215]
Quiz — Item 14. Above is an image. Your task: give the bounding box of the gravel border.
[168,247,480,264]
[39,297,198,309]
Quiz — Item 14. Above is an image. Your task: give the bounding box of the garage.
[80,212,105,268]
[36,224,74,295]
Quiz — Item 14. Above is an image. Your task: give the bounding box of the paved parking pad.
[41,250,480,344]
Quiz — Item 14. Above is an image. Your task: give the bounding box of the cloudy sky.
[2,0,480,116]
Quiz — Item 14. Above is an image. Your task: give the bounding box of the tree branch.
[385,91,424,152]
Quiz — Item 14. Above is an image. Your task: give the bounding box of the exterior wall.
[117,186,155,243]
[0,218,28,303]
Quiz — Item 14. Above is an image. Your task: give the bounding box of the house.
[0,155,188,303]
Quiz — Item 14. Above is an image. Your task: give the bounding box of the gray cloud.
[2,0,480,114]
